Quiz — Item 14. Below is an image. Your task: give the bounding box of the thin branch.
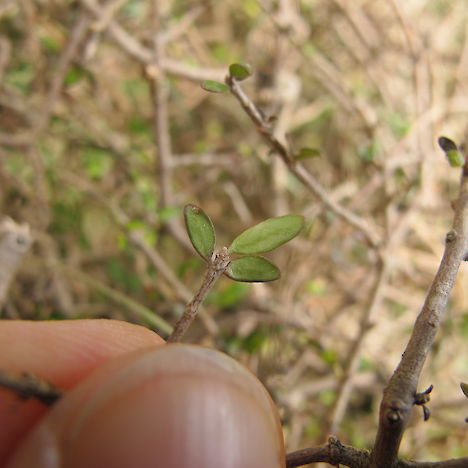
[225,75,381,248]
[0,370,62,405]
[167,248,230,343]
[150,2,172,209]
[38,234,75,316]
[147,2,192,251]
[286,439,468,468]
[326,203,419,434]
[371,164,468,466]
[88,0,126,32]
[326,256,389,434]
[34,15,89,135]
[162,57,225,82]
[257,1,376,128]
[0,14,89,148]
[6,16,90,313]
[286,437,370,468]
[171,152,234,168]
[127,230,193,303]
[81,0,224,82]
[159,5,203,45]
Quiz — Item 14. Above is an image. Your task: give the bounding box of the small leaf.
[201,80,229,93]
[229,63,252,81]
[184,204,216,260]
[294,147,321,160]
[437,137,464,167]
[461,382,468,398]
[438,136,457,152]
[446,149,465,167]
[226,256,280,282]
[229,214,304,254]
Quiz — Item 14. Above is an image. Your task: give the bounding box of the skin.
[0,320,164,466]
[0,320,285,468]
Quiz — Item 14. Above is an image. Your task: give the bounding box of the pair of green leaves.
[184,204,304,282]
[201,63,253,94]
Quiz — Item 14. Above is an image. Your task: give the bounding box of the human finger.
[0,319,164,465]
[7,344,285,468]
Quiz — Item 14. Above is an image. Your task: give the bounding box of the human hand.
[0,320,284,468]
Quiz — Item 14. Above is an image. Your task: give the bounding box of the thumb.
[7,344,285,468]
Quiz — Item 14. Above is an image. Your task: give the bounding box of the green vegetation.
[0,0,467,461]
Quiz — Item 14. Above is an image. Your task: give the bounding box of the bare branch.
[286,439,468,468]
[286,437,370,468]
[150,2,172,209]
[225,75,381,248]
[167,248,230,343]
[147,2,192,252]
[326,257,389,434]
[371,165,468,466]
[159,6,203,45]
[81,0,224,82]
[327,203,420,433]
[0,370,62,405]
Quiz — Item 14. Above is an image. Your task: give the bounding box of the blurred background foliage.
[1,0,467,461]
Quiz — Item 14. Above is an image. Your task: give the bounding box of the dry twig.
[287,157,468,467]
[81,0,224,82]
[371,165,468,464]
[147,2,192,252]
[0,370,62,405]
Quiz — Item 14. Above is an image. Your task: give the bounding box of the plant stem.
[167,248,230,343]
[0,370,62,405]
[370,164,468,466]
[225,75,380,248]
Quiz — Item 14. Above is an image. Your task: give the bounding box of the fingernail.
[9,345,285,468]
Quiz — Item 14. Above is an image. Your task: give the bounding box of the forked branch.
[286,159,468,467]
[225,75,380,248]
[370,164,468,465]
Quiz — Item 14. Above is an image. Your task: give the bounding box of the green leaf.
[461,382,468,398]
[229,214,304,254]
[184,204,216,260]
[446,149,465,167]
[226,256,280,282]
[200,80,229,93]
[293,147,321,160]
[229,63,252,81]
